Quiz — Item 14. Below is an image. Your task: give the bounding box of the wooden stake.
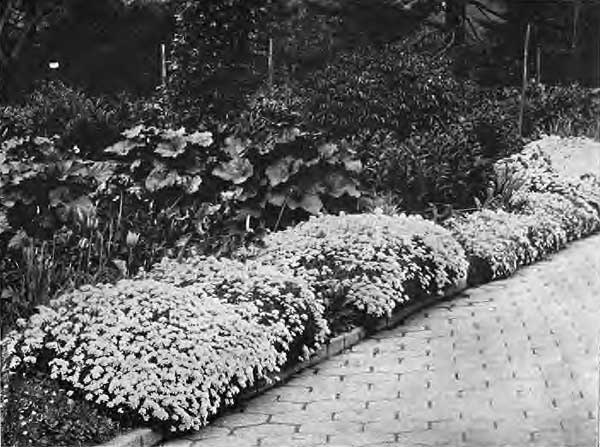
[268,37,273,89]
[536,45,541,84]
[518,23,532,138]
[160,43,167,87]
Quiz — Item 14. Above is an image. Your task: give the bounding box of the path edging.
[96,277,468,447]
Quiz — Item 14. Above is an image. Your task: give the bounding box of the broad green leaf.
[145,163,180,192]
[185,176,203,194]
[186,131,214,147]
[8,230,29,251]
[318,143,338,158]
[222,137,246,158]
[105,139,141,156]
[49,186,71,207]
[325,172,361,198]
[266,190,287,207]
[122,124,145,139]
[265,156,299,187]
[155,136,188,158]
[212,158,254,184]
[298,193,323,214]
[343,159,363,173]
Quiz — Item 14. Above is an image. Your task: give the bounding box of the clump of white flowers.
[138,256,329,358]
[448,142,600,285]
[251,213,469,318]
[1,273,320,432]
[446,209,567,284]
[509,191,599,241]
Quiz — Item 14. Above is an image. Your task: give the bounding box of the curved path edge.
[95,279,469,447]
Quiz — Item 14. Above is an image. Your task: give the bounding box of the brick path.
[161,234,600,447]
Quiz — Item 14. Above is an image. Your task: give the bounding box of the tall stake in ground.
[518,23,532,138]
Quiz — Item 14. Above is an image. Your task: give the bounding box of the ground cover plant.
[445,139,600,285]
[244,212,469,331]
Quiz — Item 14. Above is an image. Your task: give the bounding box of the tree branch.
[465,16,482,41]
[467,0,508,22]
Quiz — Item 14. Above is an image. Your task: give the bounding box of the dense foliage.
[1,371,126,447]
[247,212,469,328]
[2,275,314,431]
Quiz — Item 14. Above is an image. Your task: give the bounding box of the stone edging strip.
[95,278,468,447]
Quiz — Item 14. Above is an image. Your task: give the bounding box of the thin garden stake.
[268,37,274,89]
[536,45,541,84]
[161,43,167,87]
[518,23,532,138]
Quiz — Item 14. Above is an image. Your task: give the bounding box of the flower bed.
[445,209,567,285]
[249,212,469,331]
[447,139,600,286]
[3,142,600,445]
[2,278,311,432]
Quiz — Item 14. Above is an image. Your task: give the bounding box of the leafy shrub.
[0,81,124,154]
[375,121,497,210]
[283,42,468,142]
[138,256,329,359]
[2,275,316,432]
[1,371,126,447]
[526,83,600,139]
[445,209,567,285]
[0,136,109,239]
[247,212,468,326]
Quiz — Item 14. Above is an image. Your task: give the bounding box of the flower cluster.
[252,212,469,318]
[446,209,566,285]
[139,256,329,358]
[509,191,600,241]
[1,278,310,432]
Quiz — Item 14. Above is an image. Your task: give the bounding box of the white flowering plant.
[509,191,600,241]
[138,256,329,361]
[446,209,568,285]
[1,278,313,432]
[249,212,469,321]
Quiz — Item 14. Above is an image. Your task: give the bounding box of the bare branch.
[467,0,508,22]
[465,16,483,42]
[433,30,455,57]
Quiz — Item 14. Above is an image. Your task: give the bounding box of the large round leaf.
[265,156,305,187]
[155,129,188,158]
[105,139,141,156]
[325,171,361,198]
[186,131,214,147]
[212,158,254,185]
[145,162,181,192]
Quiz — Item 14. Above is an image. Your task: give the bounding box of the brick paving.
[160,234,600,447]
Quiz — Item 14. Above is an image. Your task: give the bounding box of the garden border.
[96,278,468,447]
